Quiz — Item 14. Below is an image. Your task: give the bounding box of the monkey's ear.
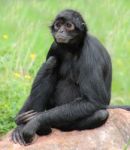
[74,17,87,31]
[81,23,87,31]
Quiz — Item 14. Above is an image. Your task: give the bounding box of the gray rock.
[0,109,130,150]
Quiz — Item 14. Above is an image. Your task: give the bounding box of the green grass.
[0,0,130,134]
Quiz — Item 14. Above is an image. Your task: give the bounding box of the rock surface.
[1,109,130,150]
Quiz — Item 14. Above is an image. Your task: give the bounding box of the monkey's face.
[51,19,80,44]
[51,10,87,45]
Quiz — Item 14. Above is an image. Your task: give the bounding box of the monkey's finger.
[15,128,26,145]
[11,129,18,144]
[15,129,23,145]
[20,112,37,119]
[24,112,41,122]
[16,111,37,124]
[15,110,35,122]
[17,110,35,118]
[17,112,37,123]
[11,131,16,143]
[23,115,37,123]
[18,129,26,145]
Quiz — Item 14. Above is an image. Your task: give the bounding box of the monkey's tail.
[108,105,130,111]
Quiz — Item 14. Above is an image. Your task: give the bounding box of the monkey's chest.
[51,79,81,106]
[58,53,79,83]
[49,54,80,107]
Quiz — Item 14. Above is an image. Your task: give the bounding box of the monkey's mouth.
[56,37,67,43]
[55,34,72,43]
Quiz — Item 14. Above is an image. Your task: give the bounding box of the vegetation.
[0,0,130,134]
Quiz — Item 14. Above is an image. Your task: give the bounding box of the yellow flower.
[14,72,21,78]
[2,34,9,40]
[24,75,31,80]
[30,53,36,61]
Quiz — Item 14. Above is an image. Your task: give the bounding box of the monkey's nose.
[59,30,64,33]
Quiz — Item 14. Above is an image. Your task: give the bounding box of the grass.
[0,0,130,134]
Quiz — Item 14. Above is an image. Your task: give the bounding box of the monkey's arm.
[11,56,58,145]
[15,56,57,125]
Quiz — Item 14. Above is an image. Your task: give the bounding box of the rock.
[0,109,130,150]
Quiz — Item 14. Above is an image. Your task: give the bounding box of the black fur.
[12,9,112,145]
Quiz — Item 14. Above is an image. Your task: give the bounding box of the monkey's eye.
[54,22,62,30]
[65,22,75,31]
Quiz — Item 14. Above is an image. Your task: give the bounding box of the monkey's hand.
[15,110,38,125]
[11,125,27,145]
[22,117,41,144]
[45,56,57,69]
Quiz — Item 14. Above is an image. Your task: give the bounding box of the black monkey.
[11,9,130,145]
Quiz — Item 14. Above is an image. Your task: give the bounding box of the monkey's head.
[51,9,87,45]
